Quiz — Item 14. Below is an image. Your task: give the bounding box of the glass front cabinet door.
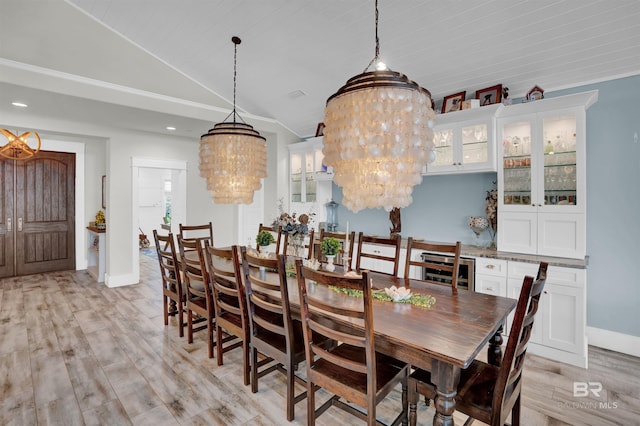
[427,103,501,175]
[497,91,597,259]
[289,137,333,209]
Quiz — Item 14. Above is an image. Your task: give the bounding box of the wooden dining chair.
[153,230,185,337]
[355,232,402,276]
[403,238,462,293]
[318,229,355,267]
[177,236,215,357]
[295,259,409,425]
[407,262,549,426]
[179,222,213,246]
[204,242,250,386]
[283,229,315,259]
[241,250,311,421]
[258,223,284,254]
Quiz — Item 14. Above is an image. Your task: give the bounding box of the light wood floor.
[1,251,638,425]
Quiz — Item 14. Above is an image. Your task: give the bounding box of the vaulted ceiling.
[2,0,640,139]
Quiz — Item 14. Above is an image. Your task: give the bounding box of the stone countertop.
[460,244,588,269]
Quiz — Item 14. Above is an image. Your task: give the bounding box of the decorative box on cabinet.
[426,103,501,175]
[87,227,105,283]
[497,90,597,259]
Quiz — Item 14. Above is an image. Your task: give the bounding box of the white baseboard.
[587,327,640,358]
[104,273,139,288]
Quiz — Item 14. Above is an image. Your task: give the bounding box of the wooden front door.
[0,151,75,278]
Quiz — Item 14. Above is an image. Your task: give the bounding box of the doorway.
[0,151,76,278]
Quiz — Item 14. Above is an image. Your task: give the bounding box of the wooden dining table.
[189,250,517,426]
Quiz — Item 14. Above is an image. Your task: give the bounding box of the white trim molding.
[587,327,640,358]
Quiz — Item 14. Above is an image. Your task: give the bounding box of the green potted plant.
[256,230,275,251]
[321,237,341,271]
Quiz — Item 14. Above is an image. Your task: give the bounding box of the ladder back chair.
[283,228,316,259]
[177,236,215,358]
[408,262,549,426]
[242,250,311,421]
[204,242,250,386]
[295,259,409,425]
[258,223,285,255]
[153,230,185,337]
[318,229,355,268]
[404,238,462,293]
[178,222,213,246]
[355,232,402,277]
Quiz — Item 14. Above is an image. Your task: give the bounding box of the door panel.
[14,151,76,276]
[0,160,15,277]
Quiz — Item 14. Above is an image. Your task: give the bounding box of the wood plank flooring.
[0,251,638,425]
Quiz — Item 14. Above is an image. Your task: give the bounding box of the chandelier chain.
[233,37,239,122]
[375,0,380,59]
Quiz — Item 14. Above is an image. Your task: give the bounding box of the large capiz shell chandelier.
[323,1,435,213]
[0,129,41,160]
[199,36,267,204]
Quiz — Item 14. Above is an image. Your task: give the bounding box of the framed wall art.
[441,91,466,114]
[476,84,503,106]
[101,175,106,209]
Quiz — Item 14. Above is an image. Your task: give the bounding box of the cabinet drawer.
[475,257,507,277]
[475,274,507,297]
[508,261,539,281]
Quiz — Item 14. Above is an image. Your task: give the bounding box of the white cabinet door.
[542,283,585,353]
[357,243,398,276]
[498,211,538,255]
[537,212,585,258]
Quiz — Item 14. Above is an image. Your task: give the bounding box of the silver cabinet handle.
[7,218,11,232]
[18,218,22,232]
[486,286,495,291]
[486,264,495,269]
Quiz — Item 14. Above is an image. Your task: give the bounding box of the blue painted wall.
[331,74,640,337]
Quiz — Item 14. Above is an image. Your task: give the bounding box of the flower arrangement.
[321,237,341,257]
[94,210,106,229]
[256,230,275,247]
[485,183,498,247]
[274,212,314,236]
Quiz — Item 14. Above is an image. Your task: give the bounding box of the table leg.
[431,359,461,426]
[488,323,504,366]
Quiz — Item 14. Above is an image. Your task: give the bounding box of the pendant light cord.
[364,0,382,72]
[232,36,240,123]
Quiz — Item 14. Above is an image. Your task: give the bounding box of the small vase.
[325,255,335,272]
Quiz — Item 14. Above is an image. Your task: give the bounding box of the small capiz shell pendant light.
[323,0,435,213]
[199,36,267,204]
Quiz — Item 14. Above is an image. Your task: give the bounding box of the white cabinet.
[355,243,406,277]
[505,261,587,368]
[426,103,501,175]
[497,91,597,259]
[288,137,332,223]
[474,257,508,297]
[87,227,106,283]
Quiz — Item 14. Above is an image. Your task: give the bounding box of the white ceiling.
[2,0,640,139]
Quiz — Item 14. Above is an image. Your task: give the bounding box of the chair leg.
[286,361,294,421]
[402,379,408,426]
[307,380,315,426]
[242,338,250,386]
[177,302,184,338]
[187,308,194,344]
[216,325,224,366]
[163,295,169,326]
[512,394,521,426]
[207,317,214,359]
[251,347,259,394]
[408,379,418,426]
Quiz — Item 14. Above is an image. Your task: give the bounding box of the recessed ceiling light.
[166,126,176,131]
[11,102,28,108]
